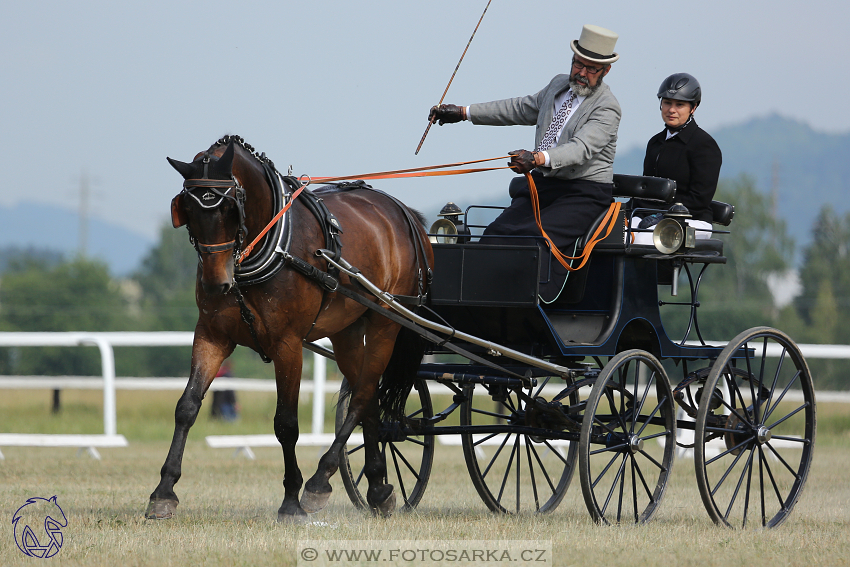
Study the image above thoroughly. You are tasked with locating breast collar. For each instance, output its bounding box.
[233,165,295,286]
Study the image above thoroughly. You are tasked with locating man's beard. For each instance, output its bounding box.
[570,74,603,97]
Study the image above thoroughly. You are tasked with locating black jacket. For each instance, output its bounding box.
[635,119,722,223]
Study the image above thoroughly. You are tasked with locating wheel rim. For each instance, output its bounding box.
[695,328,816,528]
[579,350,676,525]
[460,377,579,514]
[337,378,435,511]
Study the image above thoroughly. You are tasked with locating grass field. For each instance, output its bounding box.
[1,388,848,566]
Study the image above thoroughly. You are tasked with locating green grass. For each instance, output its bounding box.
[0,390,848,566]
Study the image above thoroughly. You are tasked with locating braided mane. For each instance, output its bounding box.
[213,135,276,170]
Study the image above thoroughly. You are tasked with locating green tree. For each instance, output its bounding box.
[659,175,795,340]
[0,256,129,375]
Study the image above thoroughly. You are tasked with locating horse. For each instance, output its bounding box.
[145,136,433,521]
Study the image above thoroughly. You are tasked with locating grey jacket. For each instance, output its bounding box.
[469,75,621,183]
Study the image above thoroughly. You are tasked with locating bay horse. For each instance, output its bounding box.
[145,136,433,521]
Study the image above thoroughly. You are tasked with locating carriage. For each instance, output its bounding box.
[333,174,816,529]
[149,137,815,529]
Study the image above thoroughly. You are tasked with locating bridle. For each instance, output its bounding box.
[181,153,247,257]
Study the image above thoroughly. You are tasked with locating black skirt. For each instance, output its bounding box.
[481,172,612,302]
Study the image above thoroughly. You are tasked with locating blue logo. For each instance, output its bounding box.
[12,496,67,558]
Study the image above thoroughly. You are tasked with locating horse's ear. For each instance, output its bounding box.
[215,142,236,175]
[167,157,194,180]
[171,193,188,228]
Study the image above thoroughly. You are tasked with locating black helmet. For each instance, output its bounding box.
[657,73,701,107]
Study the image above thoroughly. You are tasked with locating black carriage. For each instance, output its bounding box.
[334,174,816,528]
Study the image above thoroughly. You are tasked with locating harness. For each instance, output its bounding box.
[183,147,431,362]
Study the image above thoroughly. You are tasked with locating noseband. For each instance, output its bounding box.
[182,154,247,256]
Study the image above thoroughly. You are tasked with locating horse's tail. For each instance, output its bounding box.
[377,325,425,423]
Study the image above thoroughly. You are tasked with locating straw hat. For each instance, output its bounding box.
[570,24,619,65]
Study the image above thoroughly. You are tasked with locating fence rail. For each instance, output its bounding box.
[1,333,848,459]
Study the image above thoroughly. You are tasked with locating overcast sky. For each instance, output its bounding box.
[2,0,848,241]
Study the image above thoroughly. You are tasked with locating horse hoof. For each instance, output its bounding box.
[277,511,310,524]
[300,490,332,514]
[372,490,396,518]
[145,499,178,519]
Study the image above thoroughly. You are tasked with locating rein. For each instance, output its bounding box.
[525,172,621,271]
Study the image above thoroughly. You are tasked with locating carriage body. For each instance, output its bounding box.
[339,175,816,528]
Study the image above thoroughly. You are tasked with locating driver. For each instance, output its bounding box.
[429,24,621,301]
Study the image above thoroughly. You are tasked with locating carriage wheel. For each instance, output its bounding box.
[459,376,580,514]
[579,350,676,524]
[336,378,435,511]
[694,327,816,528]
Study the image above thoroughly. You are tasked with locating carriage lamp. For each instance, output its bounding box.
[652,202,695,255]
[652,203,696,296]
[429,202,470,244]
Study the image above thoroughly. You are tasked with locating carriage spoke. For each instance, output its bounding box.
[766,403,808,430]
[600,454,627,517]
[389,442,422,482]
[706,435,755,466]
[525,439,541,512]
[632,372,655,434]
[635,397,666,438]
[346,442,366,456]
[759,445,788,509]
[473,432,502,447]
[709,443,749,495]
[482,432,513,480]
[388,443,410,505]
[541,440,571,466]
[495,436,519,506]
[631,455,639,523]
[763,370,802,424]
[632,453,657,500]
[636,448,666,472]
[762,347,787,421]
[529,442,557,493]
[722,448,755,524]
[592,452,622,490]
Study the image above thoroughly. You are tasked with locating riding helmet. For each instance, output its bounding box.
[657,73,701,107]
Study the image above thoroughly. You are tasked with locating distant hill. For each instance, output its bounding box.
[0,202,153,276]
[614,114,850,252]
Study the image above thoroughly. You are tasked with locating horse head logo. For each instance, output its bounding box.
[12,496,67,558]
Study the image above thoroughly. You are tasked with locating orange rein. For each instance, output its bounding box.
[237,156,620,271]
[525,172,621,272]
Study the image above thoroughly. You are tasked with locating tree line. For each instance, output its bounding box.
[1,174,848,389]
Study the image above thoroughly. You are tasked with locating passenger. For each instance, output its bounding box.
[429,24,621,301]
[631,73,722,245]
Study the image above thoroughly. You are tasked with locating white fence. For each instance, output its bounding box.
[1,333,849,459]
[0,332,335,459]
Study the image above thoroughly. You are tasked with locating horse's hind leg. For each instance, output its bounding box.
[146,334,231,519]
[302,321,398,516]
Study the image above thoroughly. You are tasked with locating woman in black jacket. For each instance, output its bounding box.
[631,73,722,244]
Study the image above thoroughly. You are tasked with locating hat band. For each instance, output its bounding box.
[574,42,614,61]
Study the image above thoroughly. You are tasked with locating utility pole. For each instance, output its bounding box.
[78,170,90,256]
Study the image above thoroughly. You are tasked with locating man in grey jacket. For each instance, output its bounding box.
[429,24,621,301]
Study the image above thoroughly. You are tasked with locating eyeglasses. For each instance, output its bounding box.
[571,59,605,75]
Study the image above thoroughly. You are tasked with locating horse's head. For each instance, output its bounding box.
[168,143,245,295]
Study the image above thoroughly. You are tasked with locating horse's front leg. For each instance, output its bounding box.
[273,341,309,523]
[146,331,232,519]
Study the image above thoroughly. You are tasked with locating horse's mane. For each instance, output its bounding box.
[212,134,276,170]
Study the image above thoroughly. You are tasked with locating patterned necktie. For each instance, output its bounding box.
[537,92,577,151]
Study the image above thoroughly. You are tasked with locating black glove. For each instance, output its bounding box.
[508,149,538,174]
[428,104,465,125]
